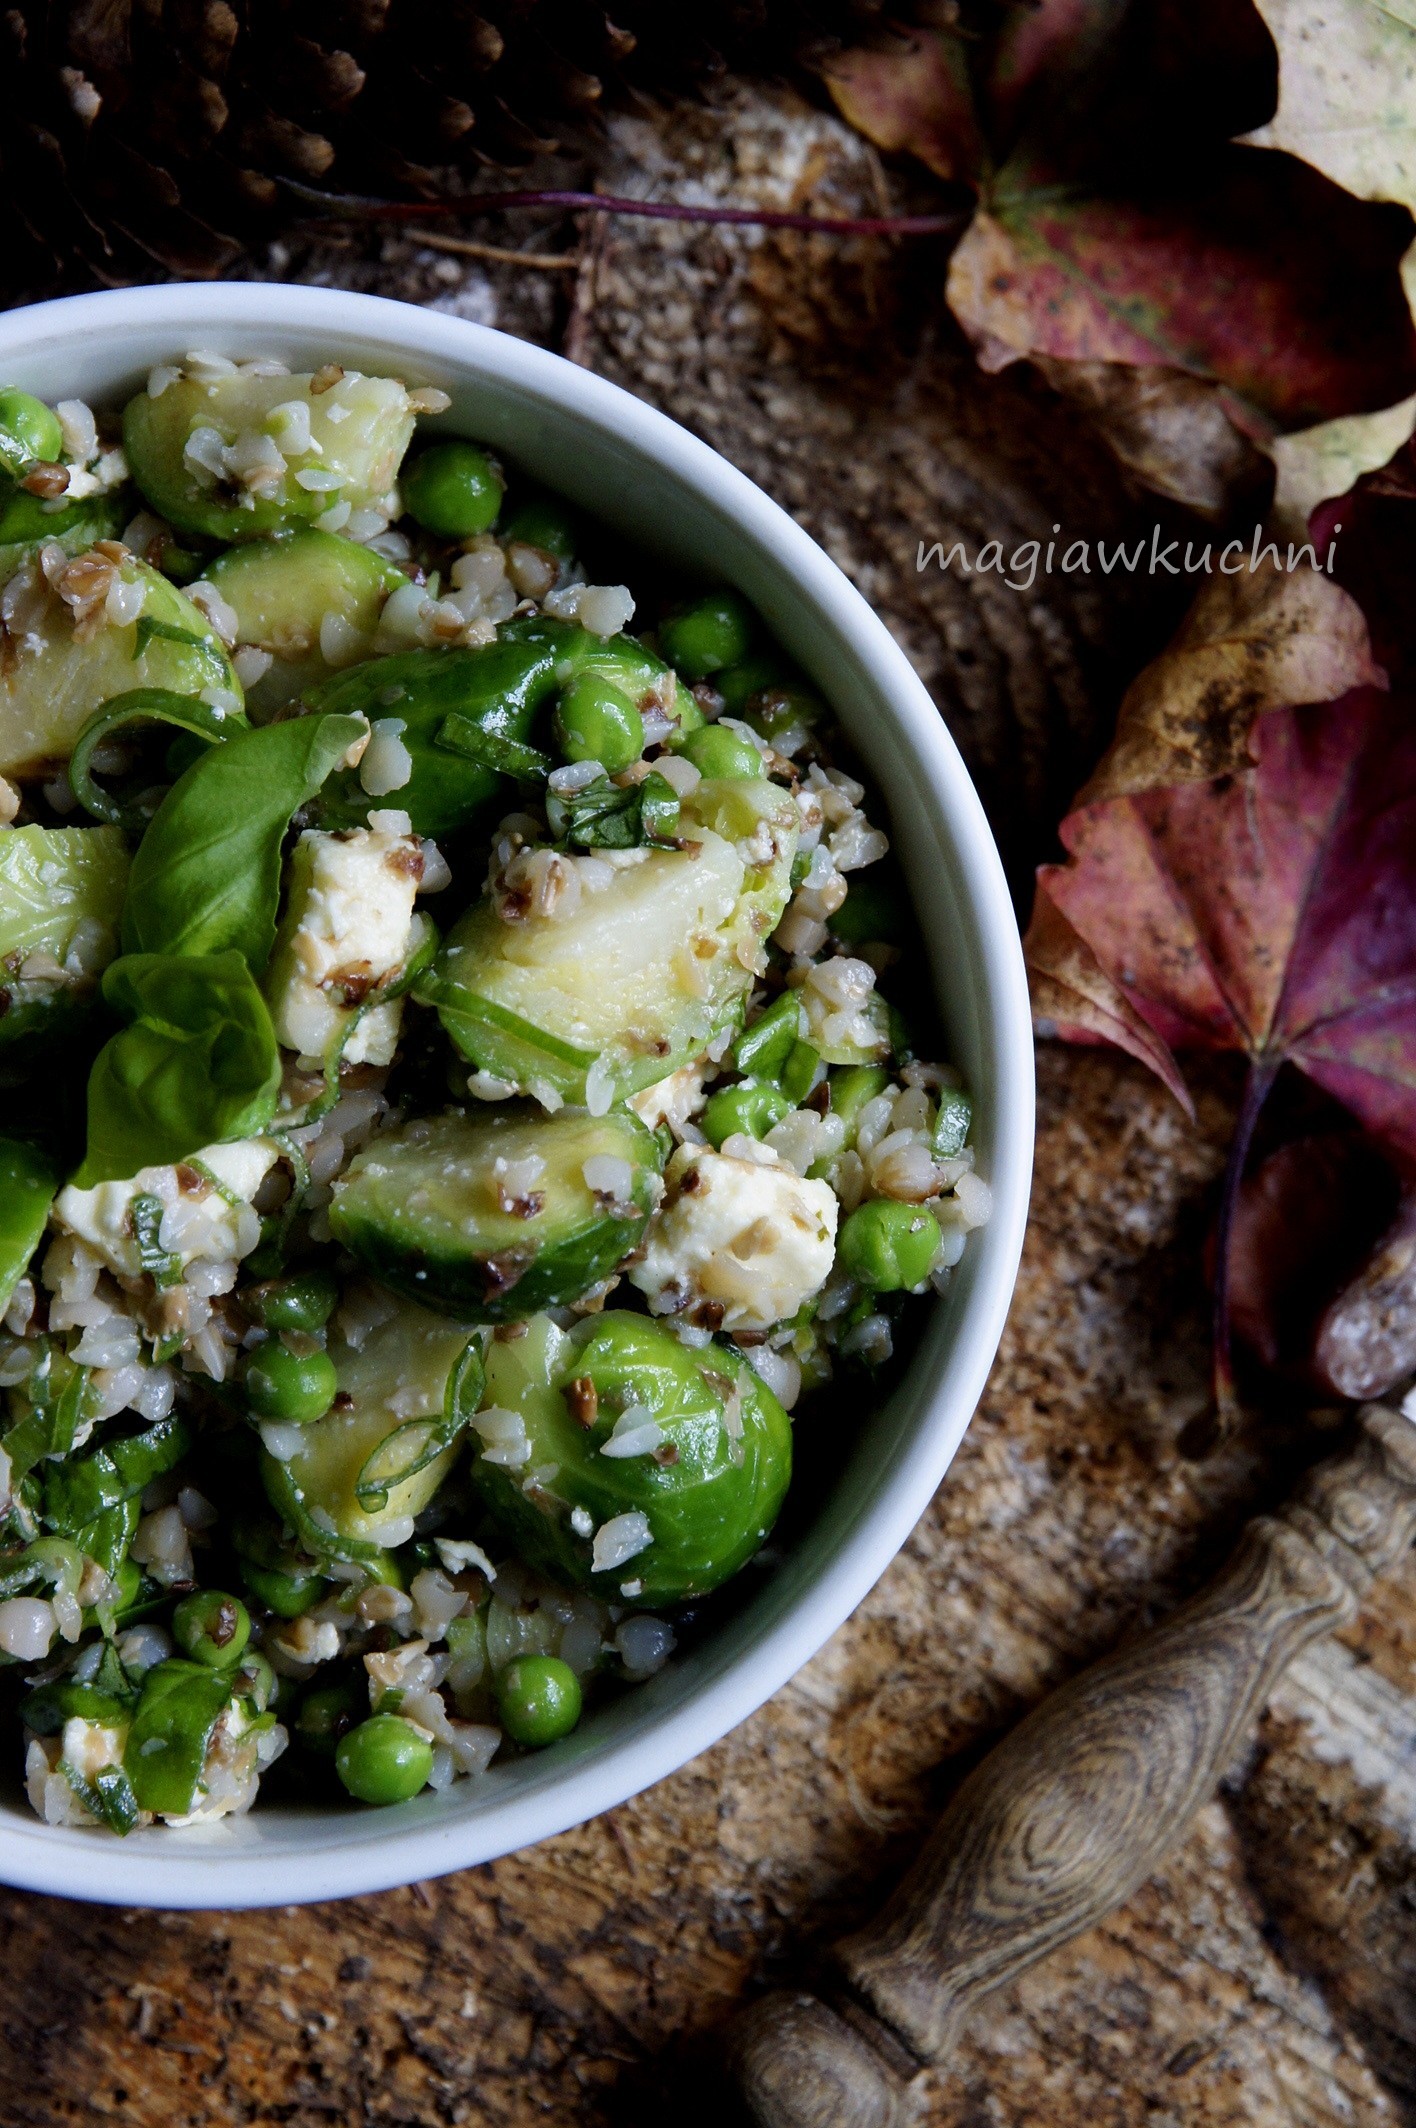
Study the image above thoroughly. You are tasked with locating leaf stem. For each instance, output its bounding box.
[1211,1058,1278,1436]
[285,181,972,242]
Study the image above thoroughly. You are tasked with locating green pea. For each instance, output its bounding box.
[244,1270,340,1334]
[245,1338,338,1424]
[829,1066,891,1145]
[171,1589,252,1667]
[501,494,578,560]
[702,1080,792,1148]
[677,725,764,780]
[297,1679,365,1756]
[335,1712,435,1803]
[495,1654,583,1747]
[401,441,504,538]
[0,387,62,474]
[838,1199,941,1292]
[716,654,788,714]
[238,1557,326,1617]
[830,872,910,946]
[659,592,754,681]
[554,673,644,774]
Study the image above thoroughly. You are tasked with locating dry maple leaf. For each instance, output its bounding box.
[824,0,1416,512]
[1024,480,1416,1425]
[1035,682,1416,1423]
[1312,433,1416,690]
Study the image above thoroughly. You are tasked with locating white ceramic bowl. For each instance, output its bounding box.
[0,284,1033,1907]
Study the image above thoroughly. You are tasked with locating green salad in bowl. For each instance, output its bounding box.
[0,350,991,1834]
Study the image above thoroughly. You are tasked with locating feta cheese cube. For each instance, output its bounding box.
[53,1136,278,1277]
[628,1144,838,1331]
[265,824,422,1067]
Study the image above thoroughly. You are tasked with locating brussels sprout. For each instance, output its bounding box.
[422,776,799,1107]
[260,1296,481,1562]
[330,1105,662,1321]
[123,366,416,542]
[0,552,238,780]
[0,484,128,584]
[206,529,406,675]
[0,825,129,1069]
[471,1311,792,1606]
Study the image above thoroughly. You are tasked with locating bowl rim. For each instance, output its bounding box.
[0,283,1034,1908]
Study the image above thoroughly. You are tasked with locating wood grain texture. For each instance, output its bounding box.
[726,1408,1416,2125]
[0,80,1413,2128]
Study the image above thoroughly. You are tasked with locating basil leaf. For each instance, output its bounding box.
[0,1137,56,1317]
[309,631,570,836]
[121,712,366,971]
[546,768,681,851]
[22,1677,134,1735]
[1,1342,93,1491]
[73,1494,141,1579]
[41,1413,190,1535]
[130,1192,182,1288]
[77,951,280,1185]
[71,688,245,829]
[434,714,551,781]
[123,1659,233,1818]
[64,1760,141,1836]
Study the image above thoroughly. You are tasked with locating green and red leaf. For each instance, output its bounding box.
[950,150,1416,429]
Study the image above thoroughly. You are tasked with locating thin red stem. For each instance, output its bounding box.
[1211,1058,1278,1431]
[290,184,970,241]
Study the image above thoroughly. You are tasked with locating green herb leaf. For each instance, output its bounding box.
[434,713,551,781]
[0,1137,56,1317]
[70,688,247,829]
[131,615,219,664]
[1,1342,94,1491]
[130,1192,182,1288]
[121,712,367,971]
[22,1678,131,1734]
[42,1413,190,1536]
[122,1659,233,1819]
[545,769,681,850]
[64,1759,142,1836]
[73,1494,142,1580]
[78,951,280,1186]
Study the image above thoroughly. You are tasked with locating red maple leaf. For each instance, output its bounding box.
[1034,685,1416,1415]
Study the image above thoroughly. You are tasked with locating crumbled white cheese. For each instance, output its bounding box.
[53,1137,278,1277]
[264,824,422,1067]
[628,1144,838,1331]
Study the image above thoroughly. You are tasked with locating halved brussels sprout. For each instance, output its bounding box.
[421,776,799,1106]
[0,551,237,779]
[329,1105,662,1320]
[207,528,406,666]
[259,1294,481,1562]
[0,824,129,1067]
[124,367,416,542]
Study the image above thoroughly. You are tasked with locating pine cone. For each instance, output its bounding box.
[0,2,891,298]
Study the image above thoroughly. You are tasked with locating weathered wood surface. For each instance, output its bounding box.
[2,84,1413,2128]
